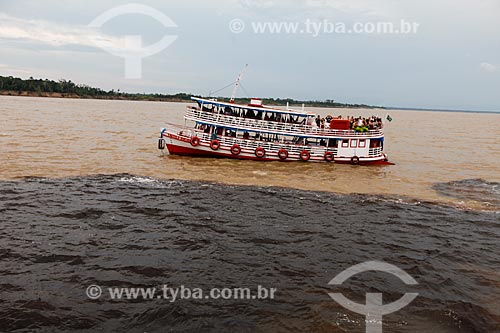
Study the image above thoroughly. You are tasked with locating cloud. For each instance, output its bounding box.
[0,13,140,54]
[304,0,395,17]
[0,63,37,76]
[234,0,396,18]
[239,0,275,9]
[480,62,500,73]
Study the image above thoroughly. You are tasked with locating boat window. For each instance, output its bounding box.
[342,139,349,148]
[328,139,338,148]
[370,139,381,148]
[359,139,366,148]
[350,139,357,148]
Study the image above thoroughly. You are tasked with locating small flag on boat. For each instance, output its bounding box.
[386,115,393,122]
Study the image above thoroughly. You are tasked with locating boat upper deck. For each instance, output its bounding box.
[184,107,384,138]
[192,97,313,117]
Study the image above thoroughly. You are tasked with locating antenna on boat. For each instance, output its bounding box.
[230,64,248,103]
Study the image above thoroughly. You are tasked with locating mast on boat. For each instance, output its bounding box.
[230,64,248,103]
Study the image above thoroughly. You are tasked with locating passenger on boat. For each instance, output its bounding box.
[312,118,319,130]
[354,118,369,132]
[225,129,236,137]
[202,105,213,112]
[325,115,333,127]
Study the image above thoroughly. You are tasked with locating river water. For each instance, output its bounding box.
[1,96,499,209]
[0,96,499,332]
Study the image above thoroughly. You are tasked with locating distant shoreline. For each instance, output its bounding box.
[2,91,498,114]
[384,106,499,115]
[4,75,498,113]
[0,90,191,103]
[0,75,381,109]
[0,90,377,109]
[1,90,498,114]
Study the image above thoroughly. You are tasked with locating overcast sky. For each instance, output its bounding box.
[0,0,499,111]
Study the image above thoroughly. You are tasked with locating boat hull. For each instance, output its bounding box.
[161,132,392,165]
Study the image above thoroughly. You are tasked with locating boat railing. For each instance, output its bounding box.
[185,109,383,137]
[369,147,383,156]
[196,132,339,155]
[166,123,339,155]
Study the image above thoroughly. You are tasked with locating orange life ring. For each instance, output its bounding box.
[278,148,288,160]
[351,156,360,165]
[231,144,241,155]
[255,147,266,158]
[210,139,220,150]
[300,150,311,161]
[324,151,334,162]
[190,136,200,147]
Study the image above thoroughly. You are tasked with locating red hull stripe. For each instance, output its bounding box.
[166,144,276,161]
[165,144,394,165]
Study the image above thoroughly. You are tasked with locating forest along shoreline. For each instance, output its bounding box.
[0,75,379,108]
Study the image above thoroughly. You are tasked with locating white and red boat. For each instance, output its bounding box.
[158,94,392,165]
[159,69,391,165]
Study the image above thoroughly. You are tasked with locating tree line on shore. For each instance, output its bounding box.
[0,75,378,108]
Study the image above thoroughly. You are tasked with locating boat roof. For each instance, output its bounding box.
[191,97,314,117]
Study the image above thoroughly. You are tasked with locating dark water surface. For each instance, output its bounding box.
[0,175,499,332]
[433,179,500,208]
